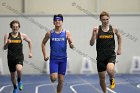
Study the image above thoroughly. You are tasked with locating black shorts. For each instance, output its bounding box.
[97,56,116,72]
[8,56,24,72]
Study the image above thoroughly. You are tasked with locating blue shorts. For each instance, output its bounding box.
[50,58,67,75]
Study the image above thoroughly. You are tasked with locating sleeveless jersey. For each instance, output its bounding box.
[96,25,115,60]
[8,32,23,59]
[50,29,67,59]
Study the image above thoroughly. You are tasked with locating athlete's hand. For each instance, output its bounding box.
[7,39,11,44]
[44,56,49,61]
[3,39,11,50]
[117,49,121,55]
[70,43,74,49]
[29,53,32,58]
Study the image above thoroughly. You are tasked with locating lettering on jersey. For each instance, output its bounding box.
[99,35,113,39]
[52,38,65,41]
[11,40,22,43]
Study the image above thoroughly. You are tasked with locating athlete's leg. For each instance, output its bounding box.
[8,60,18,92]
[50,73,58,83]
[16,64,23,82]
[98,71,107,93]
[57,58,67,93]
[16,64,23,90]
[57,74,64,93]
[107,63,115,89]
[10,72,18,93]
[50,59,59,83]
[97,60,108,93]
[10,72,17,88]
[107,63,115,79]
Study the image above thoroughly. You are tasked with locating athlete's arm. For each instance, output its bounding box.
[114,28,122,55]
[3,33,11,50]
[22,33,32,58]
[67,31,74,49]
[41,31,50,61]
[90,27,98,46]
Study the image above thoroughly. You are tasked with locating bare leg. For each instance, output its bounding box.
[10,72,17,88]
[107,63,115,79]
[16,64,23,82]
[50,73,58,93]
[50,73,58,83]
[57,74,64,93]
[98,71,107,93]
[107,63,116,89]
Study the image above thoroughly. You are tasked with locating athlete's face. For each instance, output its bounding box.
[11,23,20,33]
[54,19,63,27]
[100,16,110,26]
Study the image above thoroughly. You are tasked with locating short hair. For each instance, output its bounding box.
[53,14,63,21]
[100,11,110,20]
[10,20,20,28]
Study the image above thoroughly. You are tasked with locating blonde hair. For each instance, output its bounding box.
[100,11,110,20]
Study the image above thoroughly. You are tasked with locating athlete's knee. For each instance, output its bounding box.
[58,79,64,84]
[50,73,58,83]
[50,77,57,83]
[16,69,22,75]
[16,64,23,72]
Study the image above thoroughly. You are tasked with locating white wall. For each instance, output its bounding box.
[0,14,140,74]
[0,0,140,14]
[0,0,23,14]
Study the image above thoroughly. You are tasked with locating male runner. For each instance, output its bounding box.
[4,20,32,93]
[90,11,122,93]
[41,14,74,93]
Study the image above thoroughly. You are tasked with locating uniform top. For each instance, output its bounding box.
[8,32,23,57]
[96,25,115,51]
[50,29,67,59]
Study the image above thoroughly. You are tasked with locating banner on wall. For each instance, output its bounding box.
[130,56,140,74]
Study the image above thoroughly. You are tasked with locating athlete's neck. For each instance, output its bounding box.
[54,27,63,33]
[101,24,109,32]
[11,31,18,37]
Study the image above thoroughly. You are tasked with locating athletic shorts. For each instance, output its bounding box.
[97,56,116,72]
[50,58,67,75]
[7,56,24,72]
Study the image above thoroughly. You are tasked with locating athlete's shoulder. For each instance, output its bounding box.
[4,33,9,36]
[111,25,119,33]
[50,29,54,33]
[20,32,27,38]
[65,29,70,32]
[45,30,51,38]
[65,29,70,35]
[19,32,29,40]
[4,33,9,38]
[110,25,117,29]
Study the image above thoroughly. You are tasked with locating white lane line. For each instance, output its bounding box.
[35,83,56,93]
[70,83,118,93]
[0,85,12,92]
[69,76,102,93]
[70,83,99,93]
[70,86,77,93]
[107,87,117,93]
[0,82,42,93]
[137,84,140,88]
[35,81,82,93]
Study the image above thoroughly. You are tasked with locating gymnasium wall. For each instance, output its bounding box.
[0,0,140,14]
[0,0,140,75]
[0,14,140,74]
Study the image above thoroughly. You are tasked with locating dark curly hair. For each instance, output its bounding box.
[10,20,20,28]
